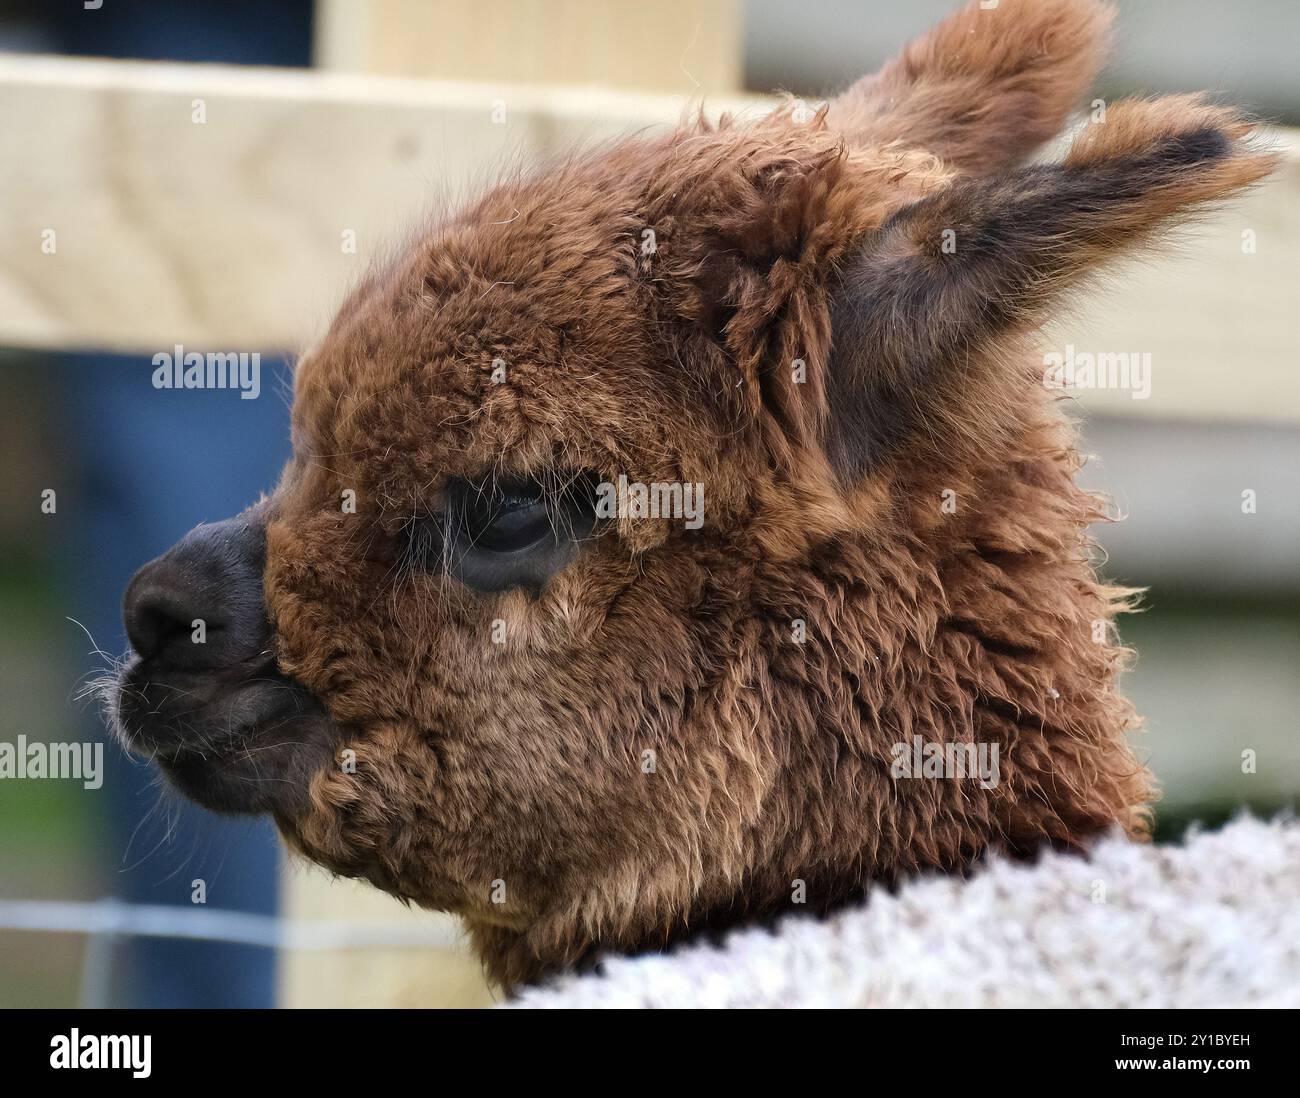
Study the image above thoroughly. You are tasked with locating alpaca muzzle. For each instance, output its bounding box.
[114,511,335,815]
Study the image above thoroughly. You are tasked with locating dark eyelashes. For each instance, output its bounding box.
[402,473,598,592]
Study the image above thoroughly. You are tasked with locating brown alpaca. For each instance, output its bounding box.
[111,0,1275,990]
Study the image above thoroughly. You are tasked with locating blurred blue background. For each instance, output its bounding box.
[0,0,310,1008]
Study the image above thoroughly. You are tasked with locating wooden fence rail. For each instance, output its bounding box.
[0,53,1297,422]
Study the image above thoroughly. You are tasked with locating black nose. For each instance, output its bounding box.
[123,516,270,670]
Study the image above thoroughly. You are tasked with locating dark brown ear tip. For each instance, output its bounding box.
[1065,97,1278,182]
[1151,120,1281,194]
[1157,111,1280,166]
[1155,126,1233,168]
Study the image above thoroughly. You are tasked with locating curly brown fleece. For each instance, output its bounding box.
[258,0,1274,988]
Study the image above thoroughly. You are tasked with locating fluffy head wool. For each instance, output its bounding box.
[249,0,1275,987]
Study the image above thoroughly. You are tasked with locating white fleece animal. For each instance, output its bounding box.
[510,816,1300,1008]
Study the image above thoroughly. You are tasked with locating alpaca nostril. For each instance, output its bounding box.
[122,515,270,671]
[123,563,216,665]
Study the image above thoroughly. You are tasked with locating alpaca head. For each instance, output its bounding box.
[112,0,1274,987]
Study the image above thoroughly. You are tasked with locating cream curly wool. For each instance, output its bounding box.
[510,817,1300,1008]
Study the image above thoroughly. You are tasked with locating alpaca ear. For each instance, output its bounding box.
[652,134,866,446]
[829,0,1115,176]
[824,97,1277,481]
[664,141,847,340]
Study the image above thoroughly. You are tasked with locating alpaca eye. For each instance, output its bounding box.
[409,474,596,593]
[459,482,553,553]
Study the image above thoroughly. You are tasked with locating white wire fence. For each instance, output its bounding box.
[0,898,460,1008]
